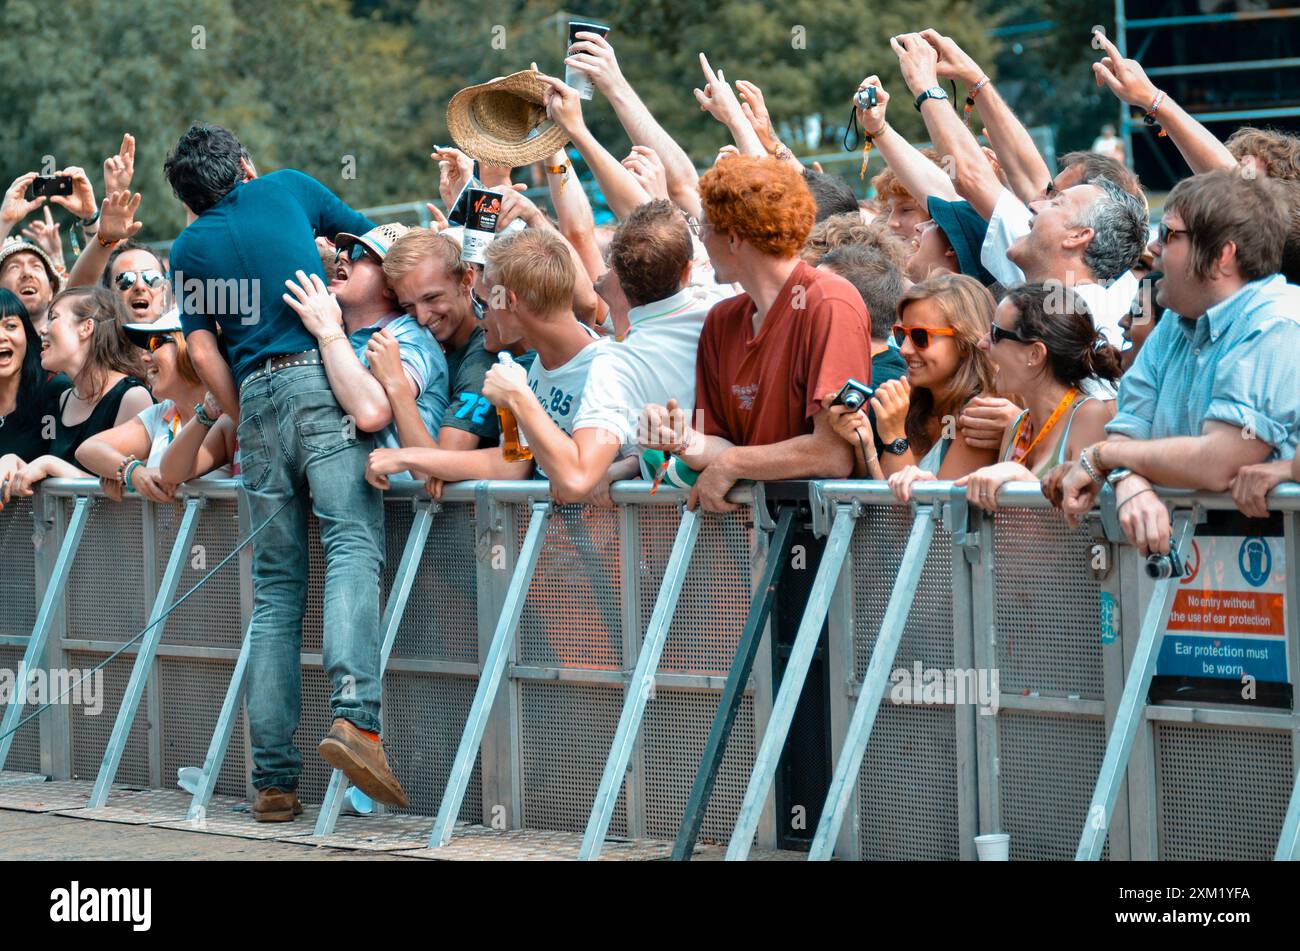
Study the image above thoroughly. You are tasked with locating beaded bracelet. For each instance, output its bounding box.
[123,459,144,493]
[115,453,137,485]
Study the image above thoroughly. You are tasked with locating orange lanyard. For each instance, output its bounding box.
[1011,387,1079,465]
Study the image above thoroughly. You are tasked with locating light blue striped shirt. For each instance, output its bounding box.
[1106,275,1300,459]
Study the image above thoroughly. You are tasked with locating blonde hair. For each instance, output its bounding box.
[897,272,998,455]
[801,212,908,267]
[483,229,575,316]
[382,227,465,284]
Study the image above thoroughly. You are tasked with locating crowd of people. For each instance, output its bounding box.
[1,26,1298,818]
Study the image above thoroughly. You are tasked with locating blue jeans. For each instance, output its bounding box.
[236,362,385,792]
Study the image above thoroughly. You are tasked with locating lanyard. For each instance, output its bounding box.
[1011,387,1079,466]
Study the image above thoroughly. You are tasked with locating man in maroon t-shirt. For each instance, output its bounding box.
[641,156,874,511]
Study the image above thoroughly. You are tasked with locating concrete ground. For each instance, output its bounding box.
[0,809,418,861]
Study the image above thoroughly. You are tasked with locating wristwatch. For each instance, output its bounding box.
[1106,467,1134,486]
[882,437,910,456]
[913,86,949,111]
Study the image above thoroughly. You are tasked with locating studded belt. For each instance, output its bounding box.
[240,349,323,390]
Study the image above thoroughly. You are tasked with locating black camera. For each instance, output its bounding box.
[1145,549,1184,580]
[855,86,878,111]
[31,175,73,198]
[831,378,873,411]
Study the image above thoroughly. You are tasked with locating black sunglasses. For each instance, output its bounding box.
[1157,222,1188,246]
[989,321,1035,345]
[114,269,165,292]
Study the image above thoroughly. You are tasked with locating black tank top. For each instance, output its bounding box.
[49,376,152,466]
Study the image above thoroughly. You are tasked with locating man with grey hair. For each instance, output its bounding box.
[1004,177,1148,347]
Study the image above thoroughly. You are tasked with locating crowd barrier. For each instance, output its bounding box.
[0,476,1297,860]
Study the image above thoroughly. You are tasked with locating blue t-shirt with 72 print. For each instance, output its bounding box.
[440,325,535,442]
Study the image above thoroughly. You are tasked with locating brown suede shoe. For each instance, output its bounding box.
[318,718,409,809]
[252,787,303,822]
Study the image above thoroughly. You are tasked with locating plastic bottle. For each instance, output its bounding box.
[495,352,533,462]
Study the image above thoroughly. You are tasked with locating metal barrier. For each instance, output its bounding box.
[2,477,1297,860]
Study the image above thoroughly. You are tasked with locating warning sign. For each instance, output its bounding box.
[1156,523,1290,691]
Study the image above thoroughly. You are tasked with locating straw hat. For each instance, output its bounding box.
[446,70,570,168]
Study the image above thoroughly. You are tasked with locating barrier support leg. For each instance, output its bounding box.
[726,504,857,861]
[1277,768,1300,860]
[809,504,938,860]
[580,509,700,860]
[188,624,250,821]
[428,500,551,848]
[1076,511,1195,860]
[671,506,795,860]
[89,497,203,808]
[314,500,437,836]
[0,495,92,773]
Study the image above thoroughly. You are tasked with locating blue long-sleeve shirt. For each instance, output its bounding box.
[171,169,374,386]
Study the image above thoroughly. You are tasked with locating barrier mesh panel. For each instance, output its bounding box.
[0,644,42,772]
[997,709,1107,859]
[993,510,1103,698]
[68,649,150,785]
[519,505,622,669]
[291,664,334,804]
[66,499,145,643]
[638,506,753,677]
[1155,722,1293,860]
[383,670,480,819]
[302,514,328,655]
[857,701,959,859]
[156,500,244,651]
[852,505,954,681]
[387,502,478,664]
[642,688,755,842]
[158,656,246,798]
[520,680,627,835]
[0,500,37,637]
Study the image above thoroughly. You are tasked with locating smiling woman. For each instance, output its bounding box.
[0,289,56,477]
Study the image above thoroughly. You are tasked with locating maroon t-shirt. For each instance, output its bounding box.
[694,260,873,446]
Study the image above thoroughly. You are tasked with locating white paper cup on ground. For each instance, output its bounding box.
[176,766,202,795]
[974,832,1010,861]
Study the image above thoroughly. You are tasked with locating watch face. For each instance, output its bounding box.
[886,438,909,455]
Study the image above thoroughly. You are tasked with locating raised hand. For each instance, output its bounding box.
[734,80,779,152]
[890,33,941,96]
[853,76,891,135]
[433,146,475,211]
[21,206,62,263]
[50,167,97,221]
[1,172,46,229]
[282,270,343,338]
[103,133,136,194]
[694,53,746,128]
[563,30,627,97]
[919,29,985,86]
[97,190,144,245]
[534,68,587,135]
[622,146,669,201]
[1091,29,1160,108]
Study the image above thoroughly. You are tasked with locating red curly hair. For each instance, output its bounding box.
[698,156,816,258]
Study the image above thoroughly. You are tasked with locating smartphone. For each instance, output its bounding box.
[32,175,73,198]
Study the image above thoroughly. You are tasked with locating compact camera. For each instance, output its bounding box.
[854,86,879,111]
[1145,549,1184,580]
[831,378,874,411]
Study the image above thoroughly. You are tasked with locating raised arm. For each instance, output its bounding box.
[853,75,958,203]
[921,30,1051,203]
[66,189,142,288]
[535,70,651,221]
[565,32,701,217]
[495,183,601,326]
[1092,31,1235,175]
[543,147,605,289]
[893,33,1003,221]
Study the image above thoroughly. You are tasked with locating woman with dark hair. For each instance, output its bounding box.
[77,310,234,501]
[1118,270,1164,373]
[0,290,57,498]
[956,283,1120,510]
[1,286,151,503]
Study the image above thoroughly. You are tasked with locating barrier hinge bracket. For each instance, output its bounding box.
[943,495,982,561]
